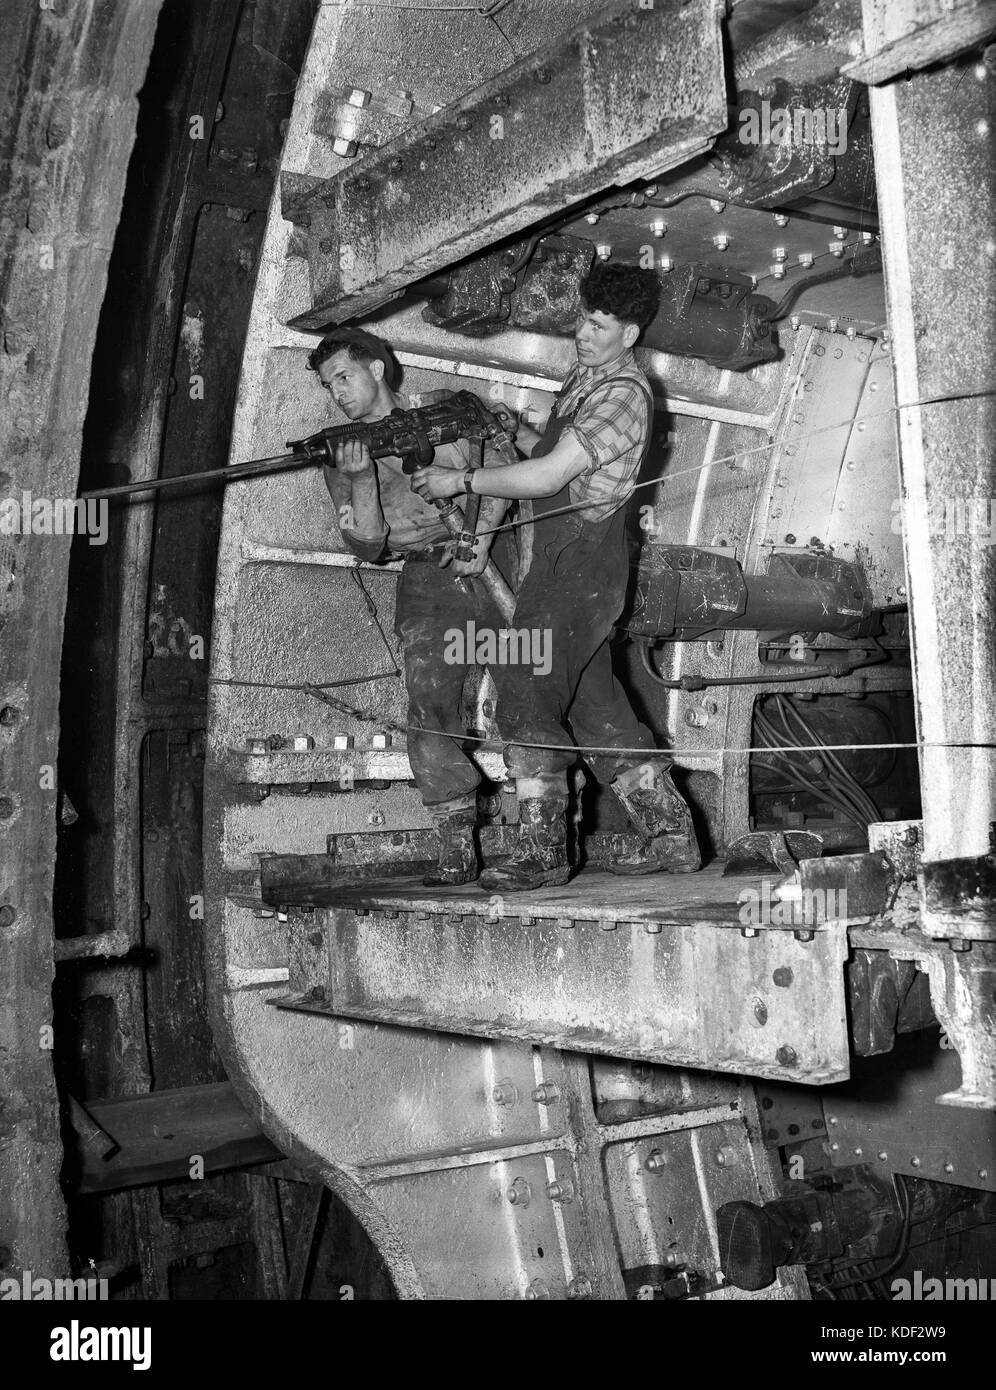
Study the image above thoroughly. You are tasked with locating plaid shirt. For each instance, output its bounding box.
[555,349,653,522]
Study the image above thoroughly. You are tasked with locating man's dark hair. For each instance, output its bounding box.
[306,327,401,388]
[579,262,660,331]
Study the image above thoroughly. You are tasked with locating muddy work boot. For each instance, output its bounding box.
[424,798,478,886]
[479,795,571,893]
[608,762,700,875]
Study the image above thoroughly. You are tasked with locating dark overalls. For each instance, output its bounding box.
[491,374,658,785]
[394,531,517,807]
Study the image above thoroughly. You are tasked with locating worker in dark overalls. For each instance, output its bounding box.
[311,328,517,885]
[412,263,700,891]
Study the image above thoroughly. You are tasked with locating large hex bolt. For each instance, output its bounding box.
[531,1082,560,1105]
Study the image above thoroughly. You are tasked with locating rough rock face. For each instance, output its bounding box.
[0,0,161,1278]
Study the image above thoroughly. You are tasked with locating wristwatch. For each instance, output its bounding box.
[463,469,475,494]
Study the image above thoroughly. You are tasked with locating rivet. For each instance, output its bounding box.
[830,1142,840,1152]
[854,1147,863,1156]
[911,1156,921,1167]
[979,1169,989,1179]
[644,921,662,934]
[585,212,599,225]
[878,1150,888,1160]
[507,1176,531,1206]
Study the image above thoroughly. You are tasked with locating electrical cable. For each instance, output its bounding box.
[775,691,882,823]
[762,706,874,828]
[753,710,869,828]
[207,674,993,764]
[822,1175,914,1294]
[349,565,401,677]
[474,386,996,542]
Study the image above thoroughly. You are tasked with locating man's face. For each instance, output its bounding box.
[317,348,381,420]
[574,304,634,369]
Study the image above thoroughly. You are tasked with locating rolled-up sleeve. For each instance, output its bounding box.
[565,381,649,473]
[323,462,389,562]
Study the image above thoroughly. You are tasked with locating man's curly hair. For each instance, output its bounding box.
[579,262,660,331]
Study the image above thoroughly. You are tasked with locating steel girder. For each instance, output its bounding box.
[284,0,728,329]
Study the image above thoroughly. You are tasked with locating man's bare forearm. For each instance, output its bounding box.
[348,468,387,538]
[474,495,507,549]
[469,448,581,500]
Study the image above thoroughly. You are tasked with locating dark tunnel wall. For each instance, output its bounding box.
[0,0,163,1279]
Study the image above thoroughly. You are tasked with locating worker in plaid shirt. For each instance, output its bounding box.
[413,262,700,891]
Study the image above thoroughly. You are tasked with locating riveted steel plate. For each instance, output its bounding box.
[313,902,850,1084]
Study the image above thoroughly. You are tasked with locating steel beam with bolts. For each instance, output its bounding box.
[284,0,728,329]
[272,880,852,1085]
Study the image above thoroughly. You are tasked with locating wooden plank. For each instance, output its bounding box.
[72,1082,282,1195]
